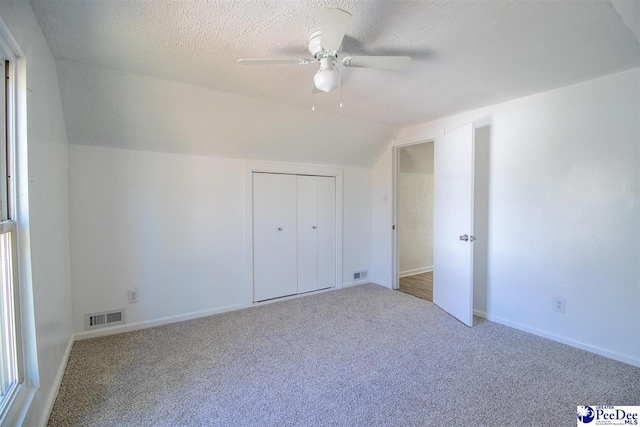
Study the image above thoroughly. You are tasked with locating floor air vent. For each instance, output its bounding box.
[85,309,125,330]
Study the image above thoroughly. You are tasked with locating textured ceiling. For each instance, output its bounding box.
[31,0,640,128]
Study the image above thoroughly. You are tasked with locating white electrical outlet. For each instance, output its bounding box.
[128,289,139,304]
[553,297,565,313]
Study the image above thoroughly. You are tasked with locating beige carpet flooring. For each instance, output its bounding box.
[48,284,640,426]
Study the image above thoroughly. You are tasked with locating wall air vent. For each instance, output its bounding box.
[85,309,125,330]
[353,270,368,280]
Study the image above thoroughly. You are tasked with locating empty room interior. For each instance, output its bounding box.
[0,0,638,425]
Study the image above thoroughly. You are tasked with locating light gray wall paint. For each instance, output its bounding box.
[398,143,433,273]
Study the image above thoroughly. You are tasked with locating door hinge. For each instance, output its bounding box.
[392,225,396,230]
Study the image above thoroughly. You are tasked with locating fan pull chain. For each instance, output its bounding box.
[334,63,343,108]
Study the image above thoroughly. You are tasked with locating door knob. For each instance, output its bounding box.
[459,234,469,241]
[278,227,283,231]
[312,226,317,229]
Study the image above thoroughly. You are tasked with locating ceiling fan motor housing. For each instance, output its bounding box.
[308,30,326,58]
[318,57,334,70]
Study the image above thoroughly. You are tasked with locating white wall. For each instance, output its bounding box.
[371,149,393,287]
[473,126,491,315]
[372,68,640,366]
[342,168,372,284]
[69,145,373,333]
[0,1,73,425]
[69,146,245,331]
[398,143,434,273]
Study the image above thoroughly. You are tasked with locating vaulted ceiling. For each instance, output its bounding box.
[30,0,640,165]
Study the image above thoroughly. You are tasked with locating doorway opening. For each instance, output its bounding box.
[391,123,490,327]
[394,141,434,302]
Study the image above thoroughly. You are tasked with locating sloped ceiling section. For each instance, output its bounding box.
[32,0,639,166]
[611,0,640,43]
[55,59,398,167]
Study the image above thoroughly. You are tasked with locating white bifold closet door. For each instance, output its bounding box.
[297,176,336,293]
[253,173,298,302]
[253,173,336,302]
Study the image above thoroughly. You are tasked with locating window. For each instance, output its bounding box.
[0,53,22,420]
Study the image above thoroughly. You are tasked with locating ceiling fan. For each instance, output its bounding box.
[237,8,412,93]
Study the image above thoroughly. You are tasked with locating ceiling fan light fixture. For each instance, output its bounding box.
[314,57,341,92]
[314,68,341,92]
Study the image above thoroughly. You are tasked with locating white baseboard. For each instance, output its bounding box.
[369,280,391,289]
[38,334,74,426]
[74,303,250,340]
[253,287,335,306]
[399,266,433,278]
[473,309,640,368]
[342,279,370,288]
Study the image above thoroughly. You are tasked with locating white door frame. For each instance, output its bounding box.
[391,139,434,290]
[244,161,344,305]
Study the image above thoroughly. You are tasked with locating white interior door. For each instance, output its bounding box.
[316,176,336,290]
[253,173,298,302]
[433,124,475,327]
[297,176,318,293]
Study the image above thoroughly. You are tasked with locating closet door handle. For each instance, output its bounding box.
[312,226,317,229]
[278,227,283,231]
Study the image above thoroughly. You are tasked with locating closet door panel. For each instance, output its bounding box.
[297,176,318,294]
[253,173,298,302]
[316,177,336,290]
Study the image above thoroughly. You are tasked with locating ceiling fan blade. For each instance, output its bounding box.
[321,8,352,51]
[237,59,310,65]
[342,56,412,70]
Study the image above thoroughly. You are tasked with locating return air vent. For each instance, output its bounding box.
[84,309,125,330]
[353,270,368,280]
